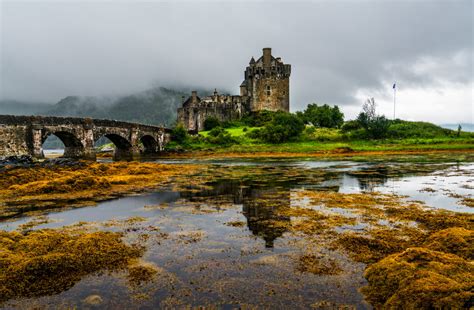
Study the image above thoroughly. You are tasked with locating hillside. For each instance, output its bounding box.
[0,100,50,115]
[0,86,215,126]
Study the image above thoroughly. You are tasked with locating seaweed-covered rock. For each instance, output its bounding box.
[362,247,474,309]
[423,227,473,260]
[0,229,143,303]
[40,157,85,168]
[0,155,36,167]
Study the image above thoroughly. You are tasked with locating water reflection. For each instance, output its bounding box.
[1,157,473,308]
[176,160,473,246]
[180,179,292,248]
[242,187,291,248]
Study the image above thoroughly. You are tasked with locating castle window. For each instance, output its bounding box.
[266,85,271,96]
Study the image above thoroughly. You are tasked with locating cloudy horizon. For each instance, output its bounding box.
[1,0,472,123]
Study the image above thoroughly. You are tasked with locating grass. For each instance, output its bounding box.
[184,126,474,154]
[199,126,260,138]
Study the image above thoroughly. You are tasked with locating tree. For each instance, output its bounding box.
[171,124,189,144]
[300,103,344,128]
[203,117,221,131]
[242,110,278,127]
[356,98,390,139]
[259,112,305,143]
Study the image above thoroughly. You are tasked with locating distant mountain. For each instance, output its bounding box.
[0,100,51,115]
[0,86,216,126]
[440,123,474,132]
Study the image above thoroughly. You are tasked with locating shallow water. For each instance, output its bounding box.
[1,155,473,308]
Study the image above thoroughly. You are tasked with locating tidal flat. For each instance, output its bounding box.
[0,153,473,309]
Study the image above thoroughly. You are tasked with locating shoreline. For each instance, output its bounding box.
[159,148,474,160]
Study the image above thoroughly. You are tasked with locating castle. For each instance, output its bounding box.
[177,48,291,132]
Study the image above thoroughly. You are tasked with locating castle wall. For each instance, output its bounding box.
[177,48,291,132]
[178,100,245,132]
[252,77,289,112]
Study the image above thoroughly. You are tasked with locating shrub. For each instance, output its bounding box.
[241,110,278,127]
[304,127,343,142]
[171,124,189,144]
[341,120,362,133]
[206,127,238,145]
[245,128,262,140]
[369,116,391,139]
[357,98,390,139]
[203,117,221,131]
[299,103,344,128]
[258,112,305,143]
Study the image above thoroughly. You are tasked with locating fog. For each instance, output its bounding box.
[1,0,472,123]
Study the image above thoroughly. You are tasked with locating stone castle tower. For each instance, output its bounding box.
[178,48,291,131]
[240,47,291,112]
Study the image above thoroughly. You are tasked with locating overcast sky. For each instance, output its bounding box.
[1,0,472,123]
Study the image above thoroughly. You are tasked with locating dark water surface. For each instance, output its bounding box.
[1,154,473,309]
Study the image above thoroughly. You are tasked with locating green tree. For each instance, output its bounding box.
[301,103,344,128]
[356,98,390,139]
[171,124,189,144]
[242,110,278,127]
[203,117,221,131]
[259,112,305,143]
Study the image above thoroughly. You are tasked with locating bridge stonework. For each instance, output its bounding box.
[0,115,171,160]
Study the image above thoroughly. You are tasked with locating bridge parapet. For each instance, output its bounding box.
[0,115,171,160]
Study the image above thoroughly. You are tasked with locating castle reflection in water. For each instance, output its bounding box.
[178,164,399,248]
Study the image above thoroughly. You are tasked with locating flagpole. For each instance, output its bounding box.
[393,83,396,120]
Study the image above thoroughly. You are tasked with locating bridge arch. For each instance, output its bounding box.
[94,132,133,159]
[0,115,171,159]
[140,135,159,153]
[99,133,132,150]
[42,130,84,158]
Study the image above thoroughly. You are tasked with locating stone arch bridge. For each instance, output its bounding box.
[0,115,171,159]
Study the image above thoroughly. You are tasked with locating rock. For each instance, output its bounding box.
[41,157,84,168]
[0,155,35,167]
[83,294,103,305]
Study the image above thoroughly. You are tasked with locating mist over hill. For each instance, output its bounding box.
[0,86,216,126]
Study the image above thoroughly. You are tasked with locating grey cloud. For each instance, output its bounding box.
[1,0,472,114]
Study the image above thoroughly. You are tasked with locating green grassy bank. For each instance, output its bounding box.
[168,124,474,154]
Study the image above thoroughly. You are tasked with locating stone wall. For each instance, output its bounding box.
[0,125,29,156]
[252,77,289,112]
[0,115,171,159]
[177,96,246,132]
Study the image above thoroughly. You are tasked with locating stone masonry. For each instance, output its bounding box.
[178,47,291,132]
[0,115,171,159]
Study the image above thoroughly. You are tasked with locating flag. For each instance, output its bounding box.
[393,83,396,89]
